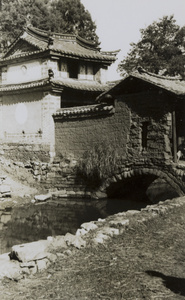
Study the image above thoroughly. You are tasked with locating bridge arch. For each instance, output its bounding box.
[99,166,185,201]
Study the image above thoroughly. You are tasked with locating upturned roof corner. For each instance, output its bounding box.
[0,26,118,64]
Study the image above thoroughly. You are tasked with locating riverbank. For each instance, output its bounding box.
[0,195,185,299]
[0,156,47,209]
[1,156,185,299]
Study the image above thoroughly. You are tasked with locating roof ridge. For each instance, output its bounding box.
[27,25,98,49]
[135,67,182,81]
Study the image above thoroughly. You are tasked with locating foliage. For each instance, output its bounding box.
[118,15,185,77]
[77,142,122,187]
[0,0,99,53]
[49,0,98,43]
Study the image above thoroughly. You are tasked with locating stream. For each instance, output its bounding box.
[0,197,148,254]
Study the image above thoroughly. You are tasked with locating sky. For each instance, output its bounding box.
[81,0,185,81]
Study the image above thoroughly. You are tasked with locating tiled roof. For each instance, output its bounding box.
[96,69,185,101]
[2,26,118,63]
[0,79,48,93]
[53,104,114,119]
[130,71,185,96]
[52,78,110,92]
[0,78,111,93]
[0,50,47,64]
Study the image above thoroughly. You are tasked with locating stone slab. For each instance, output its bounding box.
[11,240,51,262]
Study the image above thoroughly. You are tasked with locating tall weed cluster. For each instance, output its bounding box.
[77,142,121,187]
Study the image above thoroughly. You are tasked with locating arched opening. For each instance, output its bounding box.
[106,173,179,215]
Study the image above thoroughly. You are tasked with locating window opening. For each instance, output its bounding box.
[142,121,149,150]
[68,61,78,79]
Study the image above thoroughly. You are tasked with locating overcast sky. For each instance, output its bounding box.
[81,0,185,81]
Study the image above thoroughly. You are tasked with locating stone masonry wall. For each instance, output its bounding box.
[54,91,172,165]
[123,91,172,163]
[0,143,51,162]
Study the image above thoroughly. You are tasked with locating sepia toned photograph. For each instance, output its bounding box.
[0,0,185,299]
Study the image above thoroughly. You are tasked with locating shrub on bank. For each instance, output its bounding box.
[77,142,122,187]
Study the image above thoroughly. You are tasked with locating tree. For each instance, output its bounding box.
[0,0,99,53]
[49,0,98,43]
[118,15,185,77]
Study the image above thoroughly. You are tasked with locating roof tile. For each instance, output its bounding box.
[53,104,114,118]
[1,26,118,63]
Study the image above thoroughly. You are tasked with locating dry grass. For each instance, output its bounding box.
[77,142,122,187]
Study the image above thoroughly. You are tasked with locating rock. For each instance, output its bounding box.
[47,253,57,263]
[64,233,86,249]
[47,236,53,242]
[0,252,10,261]
[20,261,36,268]
[76,228,87,236]
[109,219,129,227]
[126,210,140,216]
[0,185,11,194]
[101,227,119,237]
[49,236,67,249]
[36,258,50,272]
[52,190,67,197]
[56,253,65,258]
[64,233,76,245]
[34,193,51,202]
[93,191,107,199]
[81,222,98,232]
[1,213,11,224]
[63,249,72,256]
[13,161,25,168]
[29,264,38,275]
[97,218,105,222]
[20,261,37,276]
[0,175,6,183]
[11,240,50,262]
[33,170,40,176]
[73,236,86,249]
[92,233,110,245]
[67,191,76,196]
[0,260,22,281]
[24,162,32,169]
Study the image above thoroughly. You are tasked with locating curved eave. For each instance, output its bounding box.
[0,78,109,95]
[96,73,185,102]
[129,73,185,97]
[51,79,109,92]
[0,79,53,95]
[0,50,49,66]
[0,48,116,66]
[50,48,116,63]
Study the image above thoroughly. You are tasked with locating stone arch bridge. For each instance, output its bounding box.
[97,161,185,201]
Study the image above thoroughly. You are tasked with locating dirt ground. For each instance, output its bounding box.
[0,199,185,299]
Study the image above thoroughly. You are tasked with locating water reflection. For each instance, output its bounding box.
[0,195,155,255]
[0,199,107,254]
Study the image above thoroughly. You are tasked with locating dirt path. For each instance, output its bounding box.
[0,199,185,299]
